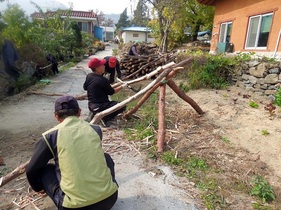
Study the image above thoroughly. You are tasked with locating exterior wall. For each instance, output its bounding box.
[121,31,155,44]
[101,26,115,41]
[233,60,281,97]
[210,0,281,58]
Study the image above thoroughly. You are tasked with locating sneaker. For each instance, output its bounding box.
[101,119,110,127]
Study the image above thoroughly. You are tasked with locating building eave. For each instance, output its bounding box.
[196,0,217,6]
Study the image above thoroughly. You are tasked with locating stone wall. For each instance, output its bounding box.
[233,60,281,97]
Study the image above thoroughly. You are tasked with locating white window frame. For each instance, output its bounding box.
[219,22,232,43]
[245,13,273,50]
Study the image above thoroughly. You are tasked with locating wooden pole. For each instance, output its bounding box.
[0,160,29,188]
[157,84,166,152]
[167,80,204,115]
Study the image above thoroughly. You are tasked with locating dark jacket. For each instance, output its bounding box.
[103,56,121,84]
[83,73,115,104]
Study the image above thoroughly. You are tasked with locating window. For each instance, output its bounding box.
[219,22,232,43]
[245,13,272,49]
[78,22,89,33]
[133,33,139,37]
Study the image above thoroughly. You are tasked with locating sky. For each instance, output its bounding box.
[57,0,136,15]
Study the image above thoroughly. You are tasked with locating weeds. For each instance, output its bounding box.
[250,101,259,108]
[264,102,276,116]
[261,130,270,136]
[221,136,230,143]
[162,151,183,165]
[274,87,281,107]
[250,176,276,203]
[12,75,36,94]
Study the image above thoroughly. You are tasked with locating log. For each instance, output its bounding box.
[0,160,29,188]
[157,84,166,152]
[27,91,87,101]
[167,80,204,115]
[90,61,178,124]
[123,68,183,118]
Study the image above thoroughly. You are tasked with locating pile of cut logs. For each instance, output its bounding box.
[119,43,177,79]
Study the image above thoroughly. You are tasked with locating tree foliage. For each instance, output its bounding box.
[97,10,114,27]
[0,3,93,62]
[131,0,150,27]
[115,8,131,41]
[147,0,214,52]
[1,4,32,47]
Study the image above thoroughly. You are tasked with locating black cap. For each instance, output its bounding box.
[54,95,79,111]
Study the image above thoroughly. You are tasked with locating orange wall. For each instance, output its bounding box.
[210,0,281,54]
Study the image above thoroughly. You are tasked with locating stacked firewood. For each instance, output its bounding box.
[119,43,177,79]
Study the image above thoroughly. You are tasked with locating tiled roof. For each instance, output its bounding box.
[196,0,217,6]
[31,10,97,19]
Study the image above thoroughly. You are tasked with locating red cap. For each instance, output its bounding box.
[88,58,106,69]
[109,57,117,68]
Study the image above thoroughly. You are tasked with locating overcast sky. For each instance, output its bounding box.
[57,0,136,15]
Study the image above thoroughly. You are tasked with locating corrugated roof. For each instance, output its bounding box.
[31,10,97,19]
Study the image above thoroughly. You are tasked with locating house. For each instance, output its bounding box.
[197,0,281,58]
[31,10,100,38]
[121,27,155,44]
[100,26,115,42]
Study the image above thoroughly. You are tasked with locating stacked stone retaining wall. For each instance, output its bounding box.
[232,60,281,97]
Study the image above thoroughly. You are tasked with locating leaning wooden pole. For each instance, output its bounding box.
[90,62,178,124]
[123,68,182,118]
[167,80,205,115]
[157,84,166,152]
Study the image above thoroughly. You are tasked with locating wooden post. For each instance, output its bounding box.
[157,84,166,152]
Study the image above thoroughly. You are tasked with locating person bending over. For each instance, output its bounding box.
[103,56,122,84]
[26,95,118,210]
[83,58,127,127]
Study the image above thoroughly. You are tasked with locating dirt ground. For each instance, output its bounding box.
[1,45,281,209]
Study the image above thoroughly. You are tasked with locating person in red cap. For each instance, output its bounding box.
[103,56,122,84]
[83,58,127,127]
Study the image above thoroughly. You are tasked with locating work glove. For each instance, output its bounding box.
[121,83,128,88]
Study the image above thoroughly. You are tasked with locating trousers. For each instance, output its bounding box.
[40,153,118,210]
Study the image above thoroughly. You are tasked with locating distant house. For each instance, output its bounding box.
[197,0,281,58]
[31,10,99,38]
[121,27,155,44]
[100,26,115,42]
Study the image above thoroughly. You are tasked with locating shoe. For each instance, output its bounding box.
[101,119,110,127]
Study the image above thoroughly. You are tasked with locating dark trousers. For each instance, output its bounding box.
[89,101,126,122]
[51,63,59,74]
[40,153,118,210]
